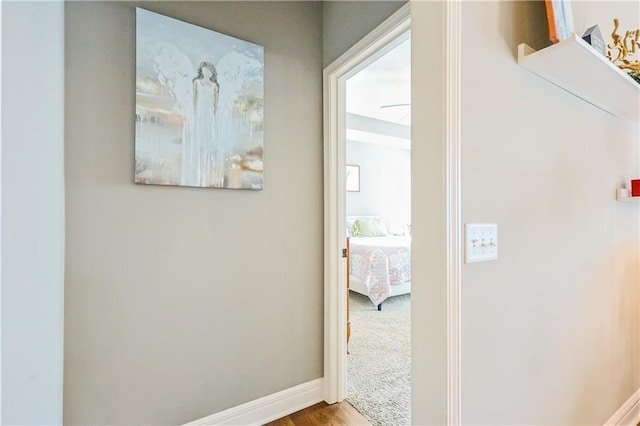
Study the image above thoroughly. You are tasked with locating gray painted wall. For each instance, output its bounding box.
[64,2,323,424]
[323,0,407,66]
[1,2,65,424]
[459,1,640,424]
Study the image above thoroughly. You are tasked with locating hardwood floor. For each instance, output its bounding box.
[264,401,372,426]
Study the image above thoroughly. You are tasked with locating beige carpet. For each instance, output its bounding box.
[346,291,411,426]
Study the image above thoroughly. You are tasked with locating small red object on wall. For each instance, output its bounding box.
[631,180,640,197]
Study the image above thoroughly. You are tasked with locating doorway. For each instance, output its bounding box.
[322,0,411,408]
[323,2,462,425]
[344,34,411,425]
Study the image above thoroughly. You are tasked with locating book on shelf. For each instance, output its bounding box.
[545,0,575,44]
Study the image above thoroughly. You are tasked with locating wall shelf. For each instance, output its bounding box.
[518,34,640,123]
[616,188,640,202]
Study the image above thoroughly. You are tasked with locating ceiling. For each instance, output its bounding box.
[346,37,411,127]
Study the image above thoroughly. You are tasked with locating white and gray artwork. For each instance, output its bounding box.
[135,8,264,189]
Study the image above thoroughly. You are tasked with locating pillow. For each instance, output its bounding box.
[346,217,357,237]
[352,218,387,237]
[347,216,381,236]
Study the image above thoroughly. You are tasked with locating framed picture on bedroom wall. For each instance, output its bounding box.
[346,165,360,192]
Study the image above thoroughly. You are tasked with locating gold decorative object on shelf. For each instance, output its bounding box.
[607,18,640,71]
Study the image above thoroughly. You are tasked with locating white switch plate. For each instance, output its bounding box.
[465,223,498,263]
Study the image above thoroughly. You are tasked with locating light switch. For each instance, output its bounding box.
[465,223,498,263]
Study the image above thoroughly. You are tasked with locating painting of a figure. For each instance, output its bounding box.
[135,8,264,189]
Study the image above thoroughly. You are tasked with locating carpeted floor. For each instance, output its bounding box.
[346,291,411,426]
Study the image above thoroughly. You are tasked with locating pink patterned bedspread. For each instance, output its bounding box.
[349,236,411,305]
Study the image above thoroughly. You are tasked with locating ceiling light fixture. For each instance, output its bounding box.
[380,103,411,109]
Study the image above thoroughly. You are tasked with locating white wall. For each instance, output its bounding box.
[1,2,65,424]
[410,2,448,424]
[64,2,323,424]
[1,4,3,420]
[460,1,640,424]
[346,141,410,234]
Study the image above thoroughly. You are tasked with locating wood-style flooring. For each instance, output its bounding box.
[264,401,372,426]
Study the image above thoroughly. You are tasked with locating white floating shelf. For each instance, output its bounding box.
[616,188,640,202]
[518,34,640,123]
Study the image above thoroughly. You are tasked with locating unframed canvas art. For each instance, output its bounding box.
[135,8,264,189]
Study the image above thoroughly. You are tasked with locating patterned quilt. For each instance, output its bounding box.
[349,236,411,305]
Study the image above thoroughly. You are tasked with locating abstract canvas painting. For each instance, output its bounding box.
[135,8,264,189]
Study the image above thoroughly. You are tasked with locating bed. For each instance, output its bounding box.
[347,216,411,309]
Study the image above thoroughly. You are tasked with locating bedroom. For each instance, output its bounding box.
[344,34,411,426]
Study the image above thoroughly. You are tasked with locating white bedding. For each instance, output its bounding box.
[349,236,411,305]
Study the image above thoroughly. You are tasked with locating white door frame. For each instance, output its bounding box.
[322,2,462,424]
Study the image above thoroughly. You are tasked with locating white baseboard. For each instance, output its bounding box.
[605,388,640,426]
[183,378,324,426]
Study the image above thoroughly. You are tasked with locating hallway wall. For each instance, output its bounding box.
[64,2,323,423]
